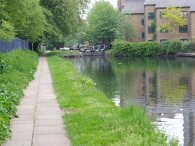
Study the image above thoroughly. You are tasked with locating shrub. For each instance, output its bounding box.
[112,40,162,57]
[112,40,191,57]
[0,56,9,74]
[182,41,195,52]
[0,50,38,144]
[161,40,182,55]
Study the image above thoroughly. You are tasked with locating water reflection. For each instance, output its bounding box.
[154,113,184,145]
[69,57,195,146]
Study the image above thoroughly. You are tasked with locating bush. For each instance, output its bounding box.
[112,40,163,57]
[112,40,193,57]
[0,56,9,74]
[161,40,182,55]
[0,50,38,144]
[182,41,195,52]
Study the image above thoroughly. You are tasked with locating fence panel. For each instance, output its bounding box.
[0,38,31,53]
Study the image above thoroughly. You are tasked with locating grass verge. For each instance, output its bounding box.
[48,56,179,146]
[0,50,38,144]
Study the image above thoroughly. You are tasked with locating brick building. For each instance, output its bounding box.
[118,0,195,42]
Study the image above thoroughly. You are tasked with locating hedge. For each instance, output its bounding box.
[111,40,195,57]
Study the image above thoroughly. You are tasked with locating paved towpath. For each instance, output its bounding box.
[3,57,71,146]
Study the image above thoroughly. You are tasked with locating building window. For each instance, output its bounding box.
[160,28,168,33]
[179,25,188,33]
[142,32,145,39]
[141,19,144,25]
[160,39,168,43]
[180,39,188,42]
[148,26,155,34]
[148,12,155,20]
[181,11,188,18]
[160,11,165,19]
[148,40,153,42]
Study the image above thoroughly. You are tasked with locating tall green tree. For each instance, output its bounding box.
[86,1,118,46]
[0,0,15,40]
[0,0,46,42]
[0,0,90,49]
[116,14,135,41]
[0,20,15,40]
[40,0,90,47]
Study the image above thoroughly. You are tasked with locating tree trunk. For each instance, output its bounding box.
[33,41,41,52]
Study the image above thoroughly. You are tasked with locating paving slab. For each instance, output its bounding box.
[3,57,70,146]
[35,120,64,126]
[33,135,69,145]
[4,140,32,146]
[34,125,65,135]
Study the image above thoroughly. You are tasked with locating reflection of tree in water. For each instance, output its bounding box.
[111,58,194,106]
[111,57,195,146]
[70,57,118,98]
[159,73,188,104]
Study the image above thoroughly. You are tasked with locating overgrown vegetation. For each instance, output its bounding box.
[112,40,195,57]
[0,50,38,144]
[152,18,156,41]
[48,56,179,146]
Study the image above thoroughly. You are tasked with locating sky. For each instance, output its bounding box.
[91,0,117,8]
[83,0,117,18]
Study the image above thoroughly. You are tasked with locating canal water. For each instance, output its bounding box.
[69,56,195,146]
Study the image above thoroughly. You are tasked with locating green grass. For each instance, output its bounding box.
[0,50,38,144]
[48,56,179,146]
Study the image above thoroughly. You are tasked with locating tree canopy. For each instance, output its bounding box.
[0,0,46,42]
[116,14,135,41]
[0,0,90,48]
[159,7,187,36]
[0,0,16,40]
[86,1,118,46]
[40,0,89,46]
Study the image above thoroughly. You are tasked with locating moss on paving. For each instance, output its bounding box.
[48,56,179,146]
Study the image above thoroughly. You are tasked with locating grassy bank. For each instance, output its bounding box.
[48,56,179,146]
[0,50,38,144]
[112,40,195,57]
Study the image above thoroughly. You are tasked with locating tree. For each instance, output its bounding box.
[0,0,15,40]
[116,14,135,41]
[20,0,46,42]
[159,7,187,38]
[0,0,90,50]
[0,21,15,40]
[0,0,46,42]
[40,0,90,47]
[86,1,118,46]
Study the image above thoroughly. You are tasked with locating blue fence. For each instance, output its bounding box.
[0,38,31,53]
